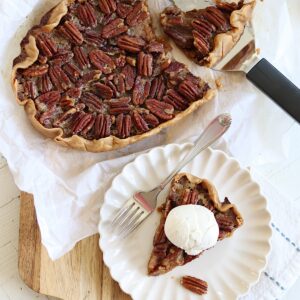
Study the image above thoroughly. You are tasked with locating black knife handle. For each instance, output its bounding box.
[246,58,300,123]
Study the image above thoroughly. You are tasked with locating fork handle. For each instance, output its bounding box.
[159,114,231,189]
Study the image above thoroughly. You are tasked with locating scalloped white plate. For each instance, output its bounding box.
[99,144,272,300]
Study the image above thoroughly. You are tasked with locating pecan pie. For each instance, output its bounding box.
[12,0,214,152]
[160,0,256,67]
[148,173,243,276]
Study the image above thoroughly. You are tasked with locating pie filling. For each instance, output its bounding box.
[148,173,243,276]
[13,0,211,142]
[160,1,245,65]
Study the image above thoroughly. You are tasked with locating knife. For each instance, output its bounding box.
[173,0,300,123]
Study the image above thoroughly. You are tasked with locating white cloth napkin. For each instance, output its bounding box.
[241,170,300,300]
[0,0,298,261]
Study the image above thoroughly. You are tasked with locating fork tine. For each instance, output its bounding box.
[114,203,139,232]
[111,201,134,227]
[119,214,147,239]
[118,209,143,236]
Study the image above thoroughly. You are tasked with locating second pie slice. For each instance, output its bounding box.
[148,173,243,276]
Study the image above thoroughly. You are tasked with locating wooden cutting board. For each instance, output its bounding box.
[18,192,131,300]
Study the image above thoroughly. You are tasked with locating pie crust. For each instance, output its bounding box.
[12,0,215,152]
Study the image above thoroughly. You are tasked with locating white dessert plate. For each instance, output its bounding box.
[99,144,272,300]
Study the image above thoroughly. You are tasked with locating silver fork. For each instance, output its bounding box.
[111,113,232,238]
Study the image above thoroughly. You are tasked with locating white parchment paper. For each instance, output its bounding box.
[0,0,298,259]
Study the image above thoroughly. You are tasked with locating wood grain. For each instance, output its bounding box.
[18,192,131,300]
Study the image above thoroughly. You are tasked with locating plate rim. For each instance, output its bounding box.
[98,143,272,299]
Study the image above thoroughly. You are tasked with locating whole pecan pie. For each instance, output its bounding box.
[148,173,243,276]
[12,0,214,152]
[160,0,256,67]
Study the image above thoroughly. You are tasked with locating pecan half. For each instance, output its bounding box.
[89,49,116,74]
[149,76,165,100]
[36,33,57,57]
[108,99,131,115]
[181,189,198,205]
[72,112,93,135]
[202,7,230,31]
[215,214,235,232]
[59,21,84,45]
[116,114,132,138]
[48,65,71,91]
[84,30,105,46]
[116,3,132,18]
[94,114,112,138]
[114,54,126,68]
[117,35,145,53]
[81,115,96,136]
[193,30,210,57]
[76,70,101,87]
[102,18,128,39]
[52,49,74,63]
[163,89,188,110]
[22,64,49,77]
[22,81,38,99]
[126,1,148,27]
[153,219,167,245]
[37,91,61,106]
[132,111,149,132]
[73,46,90,69]
[38,74,53,94]
[39,106,56,126]
[113,74,125,94]
[77,2,97,28]
[145,41,164,53]
[63,62,82,82]
[132,76,149,105]
[178,78,202,101]
[180,276,208,295]
[137,51,153,77]
[121,64,136,90]
[94,82,113,99]
[66,87,82,99]
[98,0,117,15]
[145,99,174,120]
[143,113,159,127]
[81,92,103,112]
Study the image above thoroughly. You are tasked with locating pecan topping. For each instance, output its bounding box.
[77,2,97,28]
[52,49,74,63]
[94,114,111,138]
[22,81,38,99]
[114,54,126,68]
[72,112,94,135]
[39,106,56,126]
[36,33,57,57]
[89,49,116,74]
[145,41,164,53]
[163,89,188,110]
[73,46,90,70]
[116,113,132,138]
[102,18,128,39]
[126,1,148,27]
[38,74,53,94]
[180,276,208,295]
[145,99,174,120]
[76,70,101,87]
[81,92,103,112]
[137,51,153,77]
[149,76,165,100]
[178,78,202,101]
[98,0,117,15]
[108,99,131,115]
[49,65,71,91]
[202,7,230,31]
[132,111,149,132]
[116,3,132,18]
[22,64,49,77]
[94,82,113,99]
[117,35,146,53]
[143,113,159,127]
[84,30,105,46]
[59,21,84,45]
[63,62,82,82]
[66,87,82,99]
[37,91,61,106]
[121,64,136,90]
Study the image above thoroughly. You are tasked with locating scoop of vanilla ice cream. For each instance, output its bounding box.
[164,204,219,255]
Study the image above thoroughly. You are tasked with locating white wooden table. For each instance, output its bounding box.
[0,122,300,299]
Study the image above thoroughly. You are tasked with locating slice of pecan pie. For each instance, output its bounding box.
[148,173,243,276]
[12,0,214,152]
[160,1,255,67]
